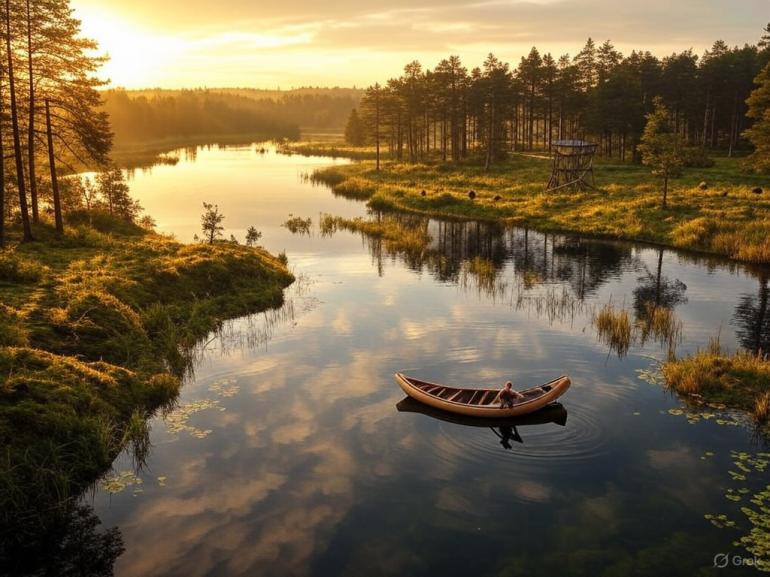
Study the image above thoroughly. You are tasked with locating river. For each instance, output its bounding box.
[84,143,770,576]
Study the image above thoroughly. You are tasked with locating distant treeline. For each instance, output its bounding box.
[351,30,770,163]
[103,88,363,145]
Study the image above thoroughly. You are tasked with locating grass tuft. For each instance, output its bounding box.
[662,338,770,412]
[593,303,633,357]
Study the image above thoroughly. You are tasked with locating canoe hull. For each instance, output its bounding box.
[396,397,568,428]
[394,372,570,418]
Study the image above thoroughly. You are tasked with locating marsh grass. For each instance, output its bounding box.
[317,213,431,256]
[459,256,504,296]
[593,303,633,357]
[282,215,312,235]
[280,141,378,160]
[310,155,770,264]
[592,301,684,358]
[662,337,770,416]
[637,304,683,357]
[754,392,770,424]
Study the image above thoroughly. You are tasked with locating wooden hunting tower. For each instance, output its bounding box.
[546,140,598,192]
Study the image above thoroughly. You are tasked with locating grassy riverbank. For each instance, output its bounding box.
[309,152,770,264]
[0,214,293,529]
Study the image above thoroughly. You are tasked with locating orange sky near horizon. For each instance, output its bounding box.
[71,0,768,90]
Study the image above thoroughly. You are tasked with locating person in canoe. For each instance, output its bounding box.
[499,381,524,408]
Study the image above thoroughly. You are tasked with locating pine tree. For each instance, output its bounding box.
[201,203,224,244]
[344,108,366,146]
[5,0,33,241]
[0,49,5,247]
[745,62,770,172]
[760,22,770,50]
[245,226,262,247]
[360,83,382,170]
[31,0,111,232]
[96,166,137,220]
[639,97,683,208]
[574,37,598,90]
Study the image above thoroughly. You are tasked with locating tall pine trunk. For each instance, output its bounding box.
[374,93,380,172]
[6,0,33,242]
[0,63,4,247]
[26,0,38,223]
[485,102,494,170]
[46,99,63,235]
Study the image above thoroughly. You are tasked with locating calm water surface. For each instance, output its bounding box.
[88,144,770,576]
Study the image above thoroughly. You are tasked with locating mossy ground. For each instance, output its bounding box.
[0,213,293,529]
[306,149,770,264]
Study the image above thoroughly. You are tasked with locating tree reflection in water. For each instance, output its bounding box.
[319,211,642,310]
[733,273,770,354]
[1,502,124,577]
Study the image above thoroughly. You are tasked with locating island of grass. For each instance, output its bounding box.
[301,148,770,264]
[0,213,293,534]
[662,340,770,425]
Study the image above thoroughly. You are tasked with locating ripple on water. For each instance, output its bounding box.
[429,401,610,473]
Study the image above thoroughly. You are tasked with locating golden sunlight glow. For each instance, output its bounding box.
[71,1,765,89]
[74,4,185,87]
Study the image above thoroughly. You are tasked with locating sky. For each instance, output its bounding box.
[71,0,769,89]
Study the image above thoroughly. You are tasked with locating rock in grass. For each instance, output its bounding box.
[468,190,476,200]
[753,187,763,195]
[699,181,708,190]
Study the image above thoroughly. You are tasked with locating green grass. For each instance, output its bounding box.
[310,154,770,264]
[0,214,293,528]
[662,338,770,421]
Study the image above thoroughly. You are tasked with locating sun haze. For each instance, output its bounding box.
[72,0,767,88]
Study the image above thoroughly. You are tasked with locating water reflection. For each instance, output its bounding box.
[396,397,568,448]
[354,215,642,303]
[1,502,124,577]
[733,273,770,354]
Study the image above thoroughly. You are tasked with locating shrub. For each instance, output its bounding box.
[681,146,715,168]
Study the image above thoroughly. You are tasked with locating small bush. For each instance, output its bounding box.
[681,147,715,168]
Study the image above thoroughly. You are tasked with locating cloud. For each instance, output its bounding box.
[75,0,768,88]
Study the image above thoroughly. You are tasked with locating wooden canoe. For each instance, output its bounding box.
[394,372,571,418]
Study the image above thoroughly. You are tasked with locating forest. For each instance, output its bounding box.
[348,30,770,166]
[103,87,363,145]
